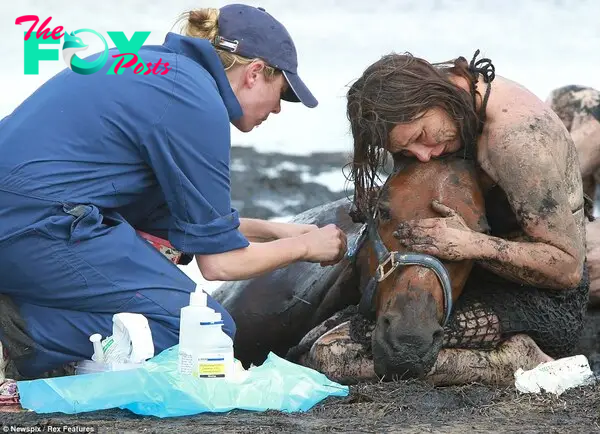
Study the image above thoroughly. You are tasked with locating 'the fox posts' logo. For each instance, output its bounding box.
[15,15,172,75]
[61,30,108,75]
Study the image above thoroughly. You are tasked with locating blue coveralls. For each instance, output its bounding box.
[0,32,250,377]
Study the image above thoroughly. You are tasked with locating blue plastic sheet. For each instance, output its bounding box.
[17,346,349,417]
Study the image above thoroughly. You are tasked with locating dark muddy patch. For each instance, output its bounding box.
[539,189,559,215]
[448,173,460,186]
[349,308,374,347]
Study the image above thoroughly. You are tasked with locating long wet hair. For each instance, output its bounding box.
[346,50,494,222]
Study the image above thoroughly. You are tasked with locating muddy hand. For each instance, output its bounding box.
[393,199,474,261]
[300,224,347,266]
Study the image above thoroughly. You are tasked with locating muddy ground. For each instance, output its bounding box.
[2,309,600,433]
[3,380,599,433]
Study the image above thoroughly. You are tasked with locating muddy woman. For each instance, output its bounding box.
[337,50,591,384]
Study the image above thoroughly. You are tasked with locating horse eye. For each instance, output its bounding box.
[378,204,391,220]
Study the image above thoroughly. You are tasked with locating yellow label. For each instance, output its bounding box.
[198,363,225,377]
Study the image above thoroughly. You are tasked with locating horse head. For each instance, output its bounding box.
[350,156,488,379]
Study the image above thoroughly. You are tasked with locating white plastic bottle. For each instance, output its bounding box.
[178,290,234,378]
[196,311,235,378]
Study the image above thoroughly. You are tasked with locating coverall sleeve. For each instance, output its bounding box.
[139,70,249,255]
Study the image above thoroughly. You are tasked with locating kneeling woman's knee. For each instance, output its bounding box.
[206,294,236,339]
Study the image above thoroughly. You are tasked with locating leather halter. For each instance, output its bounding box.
[346,170,454,327]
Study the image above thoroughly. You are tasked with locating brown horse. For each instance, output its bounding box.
[213,155,493,383]
[288,156,491,381]
[347,155,487,379]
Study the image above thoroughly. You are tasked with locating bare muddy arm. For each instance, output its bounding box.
[471,116,585,289]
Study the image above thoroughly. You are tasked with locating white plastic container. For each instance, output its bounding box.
[75,360,142,375]
[76,313,155,375]
[98,313,154,364]
[178,290,234,378]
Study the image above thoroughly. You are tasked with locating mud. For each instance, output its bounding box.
[2,309,599,433]
[2,378,598,433]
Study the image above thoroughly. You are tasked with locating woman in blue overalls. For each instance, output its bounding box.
[0,4,347,378]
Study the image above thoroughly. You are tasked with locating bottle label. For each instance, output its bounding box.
[102,336,115,355]
[178,350,194,375]
[197,354,226,378]
[99,336,128,363]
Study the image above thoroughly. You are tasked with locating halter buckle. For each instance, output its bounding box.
[376,253,398,282]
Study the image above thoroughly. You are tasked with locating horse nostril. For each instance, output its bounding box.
[383,316,391,328]
[432,328,444,343]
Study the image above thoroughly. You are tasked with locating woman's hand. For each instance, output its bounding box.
[299,224,348,266]
[393,200,475,261]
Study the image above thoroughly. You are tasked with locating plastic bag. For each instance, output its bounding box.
[514,354,597,396]
[17,346,349,417]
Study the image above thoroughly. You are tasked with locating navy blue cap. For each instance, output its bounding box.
[214,4,318,108]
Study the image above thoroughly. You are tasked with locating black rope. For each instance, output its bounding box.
[469,49,496,83]
[468,49,495,135]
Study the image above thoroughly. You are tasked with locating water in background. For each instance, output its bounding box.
[1,0,599,290]
[2,0,599,155]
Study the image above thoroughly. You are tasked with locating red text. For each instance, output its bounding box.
[112,54,172,75]
[15,15,64,41]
